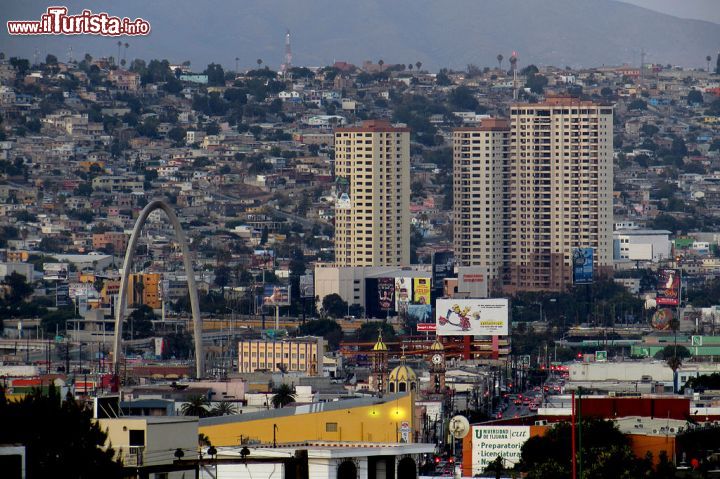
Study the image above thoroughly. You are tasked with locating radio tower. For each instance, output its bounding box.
[510,51,519,100]
[281,29,293,78]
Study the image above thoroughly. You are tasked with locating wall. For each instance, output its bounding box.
[200,393,414,446]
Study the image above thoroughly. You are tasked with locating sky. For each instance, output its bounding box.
[0,0,718,70]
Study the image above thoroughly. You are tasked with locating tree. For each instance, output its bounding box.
[357,321,396,342]
[321,293,348,318]
[125,304,155,339]
[448,86,479,111]
[214,265,230,293]
[654,345,691,361]
[299,319,343,350]
[526,73,549,94]
[0,384,123,478]
[415,61,422,71]
[210,401,238,416]
[271,384,296,408]
[519,419,652,479]
[687,90,704,105]
[378,59,384,71]
[628,99,647,111]
[181,395,211,417]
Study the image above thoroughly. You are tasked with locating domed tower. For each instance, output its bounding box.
[370,330,388,394]
[429,339,446,393]
[388,352,417,393]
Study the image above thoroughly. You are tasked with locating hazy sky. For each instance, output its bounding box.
[619,0,720,24]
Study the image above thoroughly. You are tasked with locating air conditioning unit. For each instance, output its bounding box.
[652,429,659,434]
[535,420,547,426]
[669,427,676,433]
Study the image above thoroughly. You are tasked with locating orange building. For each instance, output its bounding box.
[92,232,128,253]
[127,273,162,309]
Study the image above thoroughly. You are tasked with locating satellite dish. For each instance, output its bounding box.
[449,415,470,439]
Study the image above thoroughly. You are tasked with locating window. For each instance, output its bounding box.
[128,429,145,447]
[326,422,338,432]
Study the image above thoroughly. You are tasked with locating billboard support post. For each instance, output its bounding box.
[463,336,471,360]
[275,305,279,332]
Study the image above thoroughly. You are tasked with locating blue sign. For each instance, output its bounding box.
[572,248,594,284]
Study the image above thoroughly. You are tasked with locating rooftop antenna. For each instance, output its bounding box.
[640,48,646,87]
[281,29,292,78]
[510,51,519,100]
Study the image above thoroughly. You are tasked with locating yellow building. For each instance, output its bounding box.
[238,337,324,375]
[334,120,411,267]
[200,393,414,446]
[127,273,161,309]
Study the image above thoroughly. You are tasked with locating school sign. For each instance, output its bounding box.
[471,425,530,474]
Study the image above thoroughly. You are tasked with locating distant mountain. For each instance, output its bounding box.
[2,0,719,70]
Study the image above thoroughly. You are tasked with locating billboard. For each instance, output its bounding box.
[572,248,594,284]
[472,426,530,474]
[432,251,454,290]
[436,298,509,336]
[335,176,351,209]
[378,278,395,311]
[656,269,680,306]
[395,277,411,314]
[43,262,68,280]
[409,304,433,330]
[412,278,431,305]
[650,308,673,331]
[262,284,291,306]
[299,275,314,298]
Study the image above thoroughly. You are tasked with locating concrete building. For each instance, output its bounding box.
[203,442,434,479]
[452,119,510,285]
[97,416,197,474]
[334,120,410,267]
[238,337,324,375]
[505,96,614,292]
[313,264,432,314]
[200,393,415,445]
[127,272,161,309]
[613,229,672,262]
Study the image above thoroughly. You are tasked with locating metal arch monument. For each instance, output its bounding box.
[112,200,204,378]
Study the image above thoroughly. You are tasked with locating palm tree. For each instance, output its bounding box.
[707,55,712,73]
[408,64,413,71]
[271,384,296,408]
[257,58,263,69]
[116,40,122,66]
[378,59,384,71]
[415,61,422,71]
[496,54,504,70]
[181,395,210,417]
[123,43,129,67]
[210,401,238,416]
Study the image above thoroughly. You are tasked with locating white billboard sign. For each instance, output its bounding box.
[472,425,530,474]
[436,298,509,336]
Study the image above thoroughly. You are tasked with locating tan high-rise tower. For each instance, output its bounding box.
[452,119,510,285]
[505,96,613,292]
[334,120,411,267]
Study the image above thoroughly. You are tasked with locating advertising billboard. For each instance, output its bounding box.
[299,275,314,298]
[335,176,351,209]
[472,426,530,474]
[378,278,395,311]
[436,298,509,336]
[262,284,291,306]
[43,262,69,280]
[572,248,594,284]
[432,251,454,290]
[650,308,673,331]
[656,269,680,306]
[395,277,411,314]
[412,278,431,305]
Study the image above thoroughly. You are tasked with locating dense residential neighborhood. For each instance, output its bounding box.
[1,45,720,479]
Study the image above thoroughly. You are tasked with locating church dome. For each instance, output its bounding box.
[387,364,418,393]
[372,331,388,351]
[389,364,417,382]
[430,340,444,351]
